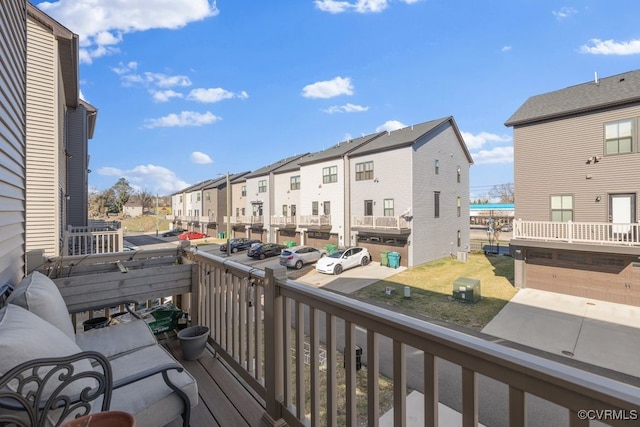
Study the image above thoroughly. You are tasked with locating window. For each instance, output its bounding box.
[457,166,461,183]
[551,195,573,222]
[383,199,394,216]
[241,208,245,216]
[323,201,331,215]
[434,191,440,218]
[291,204,296,217]
[179,196,182,203]
[457,197,461,217]
[355,161,374,181]
[241,185,247,197]
[312,201,319,215]
[435,159,440,175]
[290,175,300,190]
[322,166,338,184]
[206,192,210,201]
[236,208,239,216]
[457,230,461,247]
[605,119,633,155]
[197,193,201,202]
[282,205,288,216]
[364,200,373,216]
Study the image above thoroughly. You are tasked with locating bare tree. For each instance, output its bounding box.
[137,190,155,212]
[488,183,514,203]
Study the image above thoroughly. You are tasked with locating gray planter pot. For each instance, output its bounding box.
[177,325,209,360]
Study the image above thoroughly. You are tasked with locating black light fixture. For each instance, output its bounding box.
[595,196,601,202]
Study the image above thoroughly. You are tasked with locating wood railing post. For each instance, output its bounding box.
[263,265,287,426]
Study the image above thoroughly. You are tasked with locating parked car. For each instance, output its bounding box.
[500,223,513,232]
[247,243,286,260]
[220,238,261,253]
[279,245,327,270]
[315,247,371,275]
[161,228,186,237]
[179,231,207,240]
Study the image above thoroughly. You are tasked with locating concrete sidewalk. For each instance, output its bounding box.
[482,288,640,377]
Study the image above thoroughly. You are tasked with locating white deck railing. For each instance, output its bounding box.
[298,215,331,227]
[64,226,124,255]
[352,215,410,230]
[514,220,640,246]
[271,216,297,227]
[187,250,640,427]
[224,215,264,225]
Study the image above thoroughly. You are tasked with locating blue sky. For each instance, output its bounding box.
[34,0,640,198]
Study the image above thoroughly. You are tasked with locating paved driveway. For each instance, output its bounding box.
[482,288,640,378]
[296,261,406,293]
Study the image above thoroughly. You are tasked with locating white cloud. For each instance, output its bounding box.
[376,120,405,132]
[470,146,514,165]
[112,61,138,75]
[315,0,418,14]
[152,90,184,103]
[501,45,512,52]
[97,164,190,194]
[323,103,369,114]
[143,111,221,128]
[190,151,213,164]
[580,38,640,55]
[187,88,249,103]
[37,0,219,64]
[552,7,577,20]
[460,131,511,150]
[302,76,354,99]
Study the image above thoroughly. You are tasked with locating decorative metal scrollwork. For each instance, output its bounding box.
[0,351,112,427]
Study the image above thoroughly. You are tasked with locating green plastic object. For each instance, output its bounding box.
[388,251,401,268]
[285,241,296,247]
[380,251,389,267]
[325,244,338,254]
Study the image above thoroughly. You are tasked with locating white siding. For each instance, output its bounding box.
[300,159,345,244]
[412,123,470,266]
[273,170,301,218]
[0,0,27,285]
[25,16,60,256]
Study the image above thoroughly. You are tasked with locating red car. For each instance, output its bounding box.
[179,231,207,240]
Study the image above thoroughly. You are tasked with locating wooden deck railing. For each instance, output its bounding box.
[186,249,640,426]
[514,220,640,246]
[270,216,297,227]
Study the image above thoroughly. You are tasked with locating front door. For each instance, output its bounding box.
[609,193,635,238]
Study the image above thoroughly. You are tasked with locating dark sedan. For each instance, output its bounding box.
[247,243,286,260]
[161,228,186,237]
[219,238,261,253]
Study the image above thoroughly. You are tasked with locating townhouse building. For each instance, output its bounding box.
[25,4,97,257]
[240,154,308,242]
[348,117,472,266]
[506,69,640,306]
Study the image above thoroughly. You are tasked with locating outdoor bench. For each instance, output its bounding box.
[0,271,197,427]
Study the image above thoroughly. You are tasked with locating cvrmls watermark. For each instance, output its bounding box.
[577,409,638,421]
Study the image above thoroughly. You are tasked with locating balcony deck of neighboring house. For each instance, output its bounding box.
[513,219,640,247]
[14,245,640,427]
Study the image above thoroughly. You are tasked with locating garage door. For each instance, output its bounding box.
[525,249,640,306]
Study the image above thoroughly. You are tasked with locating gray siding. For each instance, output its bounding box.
[66,104,89,226]
[26,15,60,256]
[0,0,27,285]
[412,122,470,266]
[514,104,640,222]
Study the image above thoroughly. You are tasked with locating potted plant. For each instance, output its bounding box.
[61,411,135,427]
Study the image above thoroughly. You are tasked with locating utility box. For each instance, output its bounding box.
[452,277,481,303]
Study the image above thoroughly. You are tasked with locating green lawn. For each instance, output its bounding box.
[354,253,517,330]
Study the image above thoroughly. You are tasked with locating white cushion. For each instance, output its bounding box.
[76,319,158,358]
[0,304,97,424]
[7,271,75,340]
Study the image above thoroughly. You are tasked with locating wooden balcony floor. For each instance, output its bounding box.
[163,339,268,427]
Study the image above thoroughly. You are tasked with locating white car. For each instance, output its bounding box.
[315,247,371,275]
